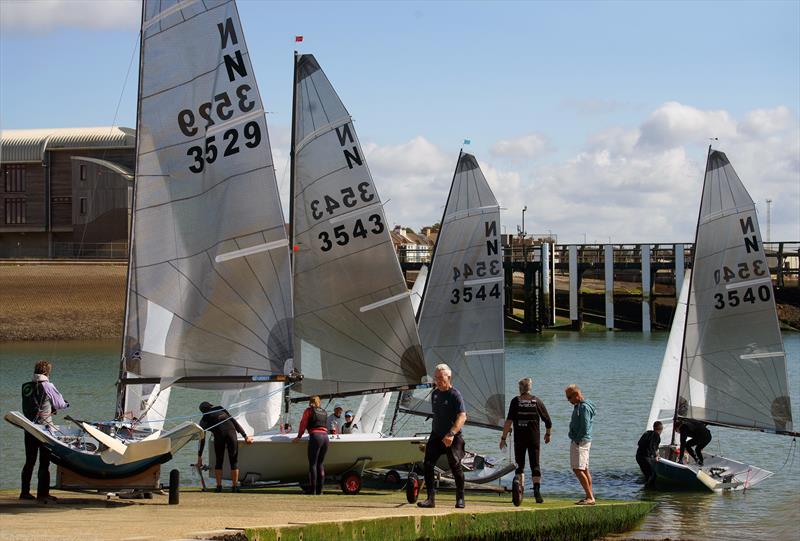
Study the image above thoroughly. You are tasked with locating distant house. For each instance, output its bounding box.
[0,127,135,258]
[392,225,434,263]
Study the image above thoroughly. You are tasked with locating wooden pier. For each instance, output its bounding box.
[401,241,800,332]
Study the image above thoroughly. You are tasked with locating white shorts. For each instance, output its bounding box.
[570,440,591,470]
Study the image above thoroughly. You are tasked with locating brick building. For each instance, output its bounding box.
[0,127,135,258]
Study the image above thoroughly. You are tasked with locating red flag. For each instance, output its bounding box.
[295,36,303,42]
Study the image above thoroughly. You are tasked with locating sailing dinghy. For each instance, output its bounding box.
[646,149,798,491]
[220,53,428,492]
[397,151,514,485]
[5,0,298,485]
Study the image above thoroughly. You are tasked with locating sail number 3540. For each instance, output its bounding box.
[714,285,771,310]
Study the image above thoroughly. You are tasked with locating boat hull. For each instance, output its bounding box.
[653,447,773,492]
[212,433,426,484]
[4,411,202,480]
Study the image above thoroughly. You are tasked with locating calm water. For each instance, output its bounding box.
[1,333,798,540]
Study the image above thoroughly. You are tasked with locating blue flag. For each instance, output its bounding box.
[463,139,471,145]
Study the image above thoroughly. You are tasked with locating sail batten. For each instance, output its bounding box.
[123,0,293,388]
[677,150,793,434]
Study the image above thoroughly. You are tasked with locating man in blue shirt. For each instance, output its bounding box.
[417,363,467,509]
[566,384,596,505]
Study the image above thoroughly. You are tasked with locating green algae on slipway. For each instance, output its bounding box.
[0,488,654,541]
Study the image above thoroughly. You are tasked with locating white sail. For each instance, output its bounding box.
[221,382,282,435]
[679,150,793,434]
[353,392,392,434]
[646,273,694,442]
[122,0,293,389]
[122,374,171,433]
[291,54,425,396]
[411,265,429,317]
[406,152,506,428]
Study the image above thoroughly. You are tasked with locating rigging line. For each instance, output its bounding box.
[307,310,407,375]
[170,258,279,358]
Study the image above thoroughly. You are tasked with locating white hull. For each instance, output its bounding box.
[654,447,773,492]
[212,433,426,484]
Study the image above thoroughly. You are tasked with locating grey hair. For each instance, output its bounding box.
[434,363,452,376]
[518,377,532,394]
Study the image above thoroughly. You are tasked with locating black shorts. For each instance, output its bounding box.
[213,433,238,470]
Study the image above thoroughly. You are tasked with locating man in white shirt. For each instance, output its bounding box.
[326,404,344,434]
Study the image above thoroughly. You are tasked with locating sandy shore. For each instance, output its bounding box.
[0,489,648,541]
[0,262,126,341]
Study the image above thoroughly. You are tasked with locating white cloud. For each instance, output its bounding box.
[490,133,551,160]
[638,101,737,149]
[356,102,798,243]
[0,0,140,33]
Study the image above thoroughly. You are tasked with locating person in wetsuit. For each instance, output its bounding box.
[417,363,467,509]
[20,360,69,503]
[500,377,552,503]
[340,411,358,434]
[294,395,329,495]
[196,402,253,493]
[676,419,712,466]
[636,421,662,488]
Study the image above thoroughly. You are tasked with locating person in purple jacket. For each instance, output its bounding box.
[20,360,69,502]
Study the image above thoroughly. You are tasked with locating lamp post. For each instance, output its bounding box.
[521,206,527,239]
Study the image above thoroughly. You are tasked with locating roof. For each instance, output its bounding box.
[0,127,135,163]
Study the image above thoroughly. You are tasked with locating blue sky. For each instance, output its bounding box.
[1,0,798,242]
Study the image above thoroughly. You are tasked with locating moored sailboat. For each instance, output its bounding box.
[5,0,298,484]
[646,148,798,491]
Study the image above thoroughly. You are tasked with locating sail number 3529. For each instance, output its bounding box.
[713,285,771,310]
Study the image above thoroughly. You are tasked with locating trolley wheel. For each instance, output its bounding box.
[341,471,362,495]
[384,469,402,486]
[512,475,523,507]
[406,473,420,504]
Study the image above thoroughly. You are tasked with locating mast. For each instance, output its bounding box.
[289,51,298,268]
[115,3,146,419]
[670,144,712,445]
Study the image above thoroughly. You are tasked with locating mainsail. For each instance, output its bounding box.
[677,150,794,435]
[403,152,506,429]
[290,54,425,396]
[120,0,293,402]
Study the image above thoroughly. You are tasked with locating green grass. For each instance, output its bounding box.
[245,497,655,541]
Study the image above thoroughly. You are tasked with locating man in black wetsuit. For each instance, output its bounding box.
[676,419,712,466]
[195,402,253,492]
[636,421,662,488]
[500,377,552,503]
[417,363,467,509]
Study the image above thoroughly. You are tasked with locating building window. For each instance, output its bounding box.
[3,165,26,192]
[80,197,87,215]
[4,198,26,224]
[80,164,87,181]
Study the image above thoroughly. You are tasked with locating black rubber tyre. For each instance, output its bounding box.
[341,471,362,495]
[384,469,402,486]
[406,473,420,504]
[512,477,523,507]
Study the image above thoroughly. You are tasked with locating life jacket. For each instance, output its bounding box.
[307,407,327,430]
[21,381,51,424]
